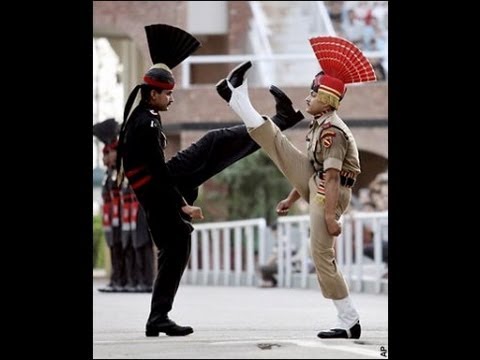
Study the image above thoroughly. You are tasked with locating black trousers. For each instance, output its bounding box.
[109,228,125,287]
[134,242,154,287]
[167,113,300,204]
[142,117,300,325]
[145,208,191,325]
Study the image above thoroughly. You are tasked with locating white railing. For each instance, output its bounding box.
[180,51,386,88]
[276,211,388,293]
[249,1,273,55]
[182,212,387,293]
[315,1,336,36]
[183,218,267,287]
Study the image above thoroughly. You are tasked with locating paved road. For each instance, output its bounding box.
[93,279,388,359]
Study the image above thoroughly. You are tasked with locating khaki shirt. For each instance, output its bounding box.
[306,111,361,176]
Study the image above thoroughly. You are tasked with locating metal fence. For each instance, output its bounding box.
[276,211,388,293]
[183,218,267,287]
[182,211,388,294]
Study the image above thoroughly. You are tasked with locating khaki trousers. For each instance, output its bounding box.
[249,118,351,299]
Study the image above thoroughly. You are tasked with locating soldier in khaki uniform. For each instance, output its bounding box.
[216,36,376,339]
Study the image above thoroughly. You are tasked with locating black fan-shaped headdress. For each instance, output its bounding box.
[93,118,119,145]
[123,24,202,122]
[117,24,201,184]
[145,24,201,69]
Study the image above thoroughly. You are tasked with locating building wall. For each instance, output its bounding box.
[93,1,188,83]
[93,1,388,188]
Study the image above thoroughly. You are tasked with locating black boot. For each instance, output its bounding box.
[216,61,252,102]
[317,321,361,339]
[216,62,304,130]
[269,85,304,130]
[146,317,194,337]
[97,284,116,293]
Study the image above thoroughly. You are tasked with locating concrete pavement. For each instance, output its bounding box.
[93,279,388,359]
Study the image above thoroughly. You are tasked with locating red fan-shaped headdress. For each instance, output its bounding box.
[309,36,376,108]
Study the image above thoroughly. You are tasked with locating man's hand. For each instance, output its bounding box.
[181,205,204,220]
[276,189,300,216]
[276,198,292,216]
[325,217,341,236]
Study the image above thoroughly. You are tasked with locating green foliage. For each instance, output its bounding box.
[93,215,106,269]
[213,151,293,225]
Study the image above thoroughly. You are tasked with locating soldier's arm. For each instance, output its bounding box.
[321,127,347,236]
[276,188,301,215]
[323,169,341,236]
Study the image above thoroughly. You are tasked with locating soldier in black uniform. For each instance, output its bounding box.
[117,24,305,337]
[93,119,125,293]
[121,180,154,292]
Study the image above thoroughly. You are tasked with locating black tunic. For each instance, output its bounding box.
[121,103,193,241]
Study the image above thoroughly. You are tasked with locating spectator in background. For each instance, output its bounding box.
[258,225,315,289]
[369,172,388,211]
[351,172,388,274]
[359,200,388,265]
[258,246,279,288]
[340,9,364,47]
[372,1,388,30]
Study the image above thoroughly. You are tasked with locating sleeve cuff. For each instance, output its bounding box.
[323,158,343,171]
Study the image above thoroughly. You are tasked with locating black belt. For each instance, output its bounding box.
[340,175,355,188]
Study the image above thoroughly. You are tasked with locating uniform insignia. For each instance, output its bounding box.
[321,121,332,129]
[314,193,325,205]
[150,120,157,128]
[322,137,333,148]
[149,110,158,115]
[320,130,336,148]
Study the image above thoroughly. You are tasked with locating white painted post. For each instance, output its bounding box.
[191,231,199,284]
[201,229,210,285]
[234,227,242,286]
[354,218,364,292]
[212,229,220,286]
[222,228,231,286]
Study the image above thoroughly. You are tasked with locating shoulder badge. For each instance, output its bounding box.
[320,130,336,148]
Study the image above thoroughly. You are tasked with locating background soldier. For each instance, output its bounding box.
[131,190,155,292]
[121,180,154,292]
[93,118,126,292]
[119,179,137,292]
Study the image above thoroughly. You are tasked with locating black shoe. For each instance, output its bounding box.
[269,85,304,130]
[317,321,361,339]
[98,284,122,293]
[215,61,252,102]
[121,284,137,292]
[146,318,194,337]
[97,286,115,293]
[136,284,153,293]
